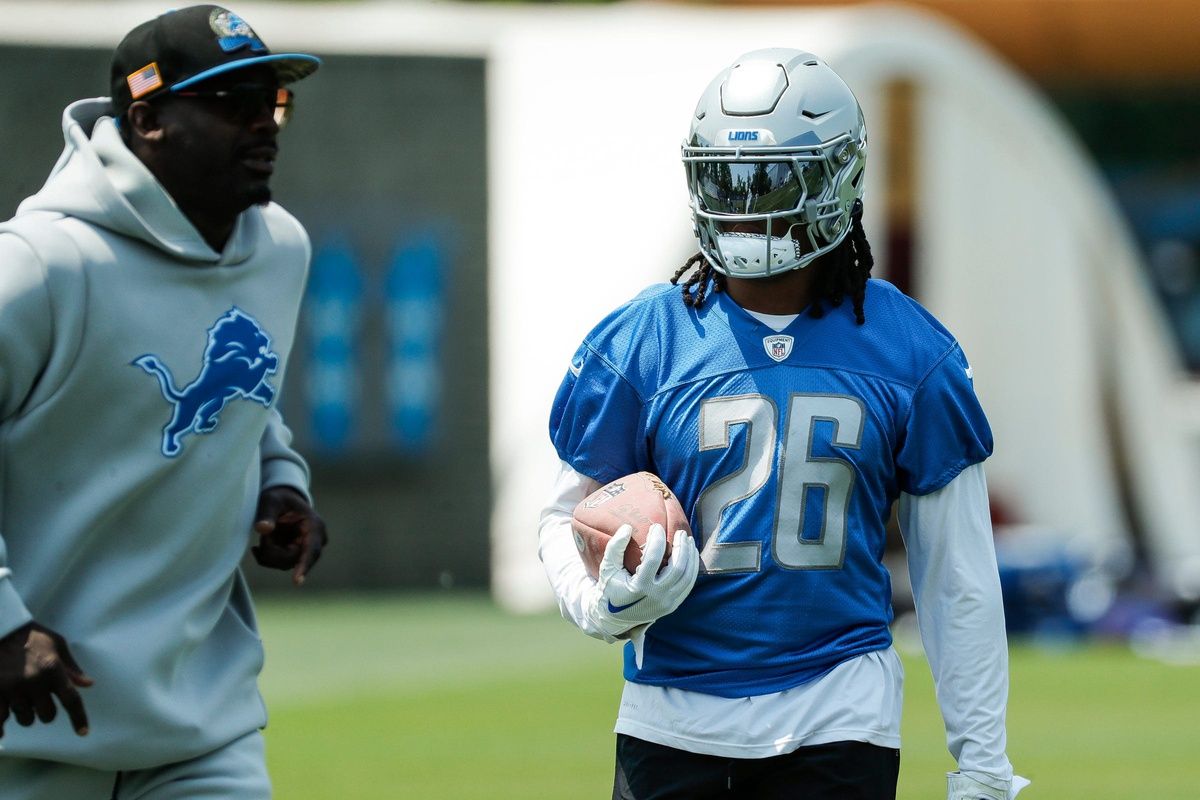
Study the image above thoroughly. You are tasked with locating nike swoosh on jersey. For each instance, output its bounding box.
[569,358,584,377]
[607,598,643,614]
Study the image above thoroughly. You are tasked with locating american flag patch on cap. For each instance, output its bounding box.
[127,62,163,99]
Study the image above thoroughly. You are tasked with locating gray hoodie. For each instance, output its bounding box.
[0,98,311,770]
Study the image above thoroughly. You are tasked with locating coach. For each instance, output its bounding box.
[0,5,326,797]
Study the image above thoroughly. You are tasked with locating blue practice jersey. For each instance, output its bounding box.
[550,278,992,698]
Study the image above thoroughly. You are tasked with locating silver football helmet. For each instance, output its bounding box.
[683,49,867,278]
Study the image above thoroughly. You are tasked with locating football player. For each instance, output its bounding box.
[539,49,1029,799]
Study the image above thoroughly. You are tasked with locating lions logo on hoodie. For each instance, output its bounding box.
[134,307,279,457]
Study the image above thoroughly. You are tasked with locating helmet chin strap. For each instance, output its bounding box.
[714,230,804,277]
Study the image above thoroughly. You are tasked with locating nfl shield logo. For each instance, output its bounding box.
[583,482,625,509]
[763,334,794,362]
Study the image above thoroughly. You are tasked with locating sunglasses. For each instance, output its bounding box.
[169,86,295,128]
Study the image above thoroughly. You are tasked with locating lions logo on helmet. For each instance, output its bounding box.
[682,49,867,279]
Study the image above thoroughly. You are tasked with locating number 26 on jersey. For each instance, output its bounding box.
[696,393,864,574]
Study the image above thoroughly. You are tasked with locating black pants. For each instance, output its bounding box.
[613,734,900,800]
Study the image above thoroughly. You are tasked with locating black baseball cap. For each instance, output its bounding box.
[111,4,319,117]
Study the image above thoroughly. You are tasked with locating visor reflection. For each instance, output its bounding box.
[696,161,825,215]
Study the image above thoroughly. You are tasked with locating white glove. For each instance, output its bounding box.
[582,523,698,639]
[947,772,1030,800]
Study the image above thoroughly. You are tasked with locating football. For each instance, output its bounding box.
[571,471,691,578]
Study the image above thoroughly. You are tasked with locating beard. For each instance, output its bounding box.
[248,185,272,207]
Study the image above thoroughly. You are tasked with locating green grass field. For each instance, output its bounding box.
[257,593,1199,799]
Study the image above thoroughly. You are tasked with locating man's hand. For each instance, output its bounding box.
[251,486,328,586]
[584,524,699,639]
[0,622,93,738]
[947,772,1031,800]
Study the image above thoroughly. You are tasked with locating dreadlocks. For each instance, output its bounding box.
[670,252,725,309]
[671,204,874,325]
